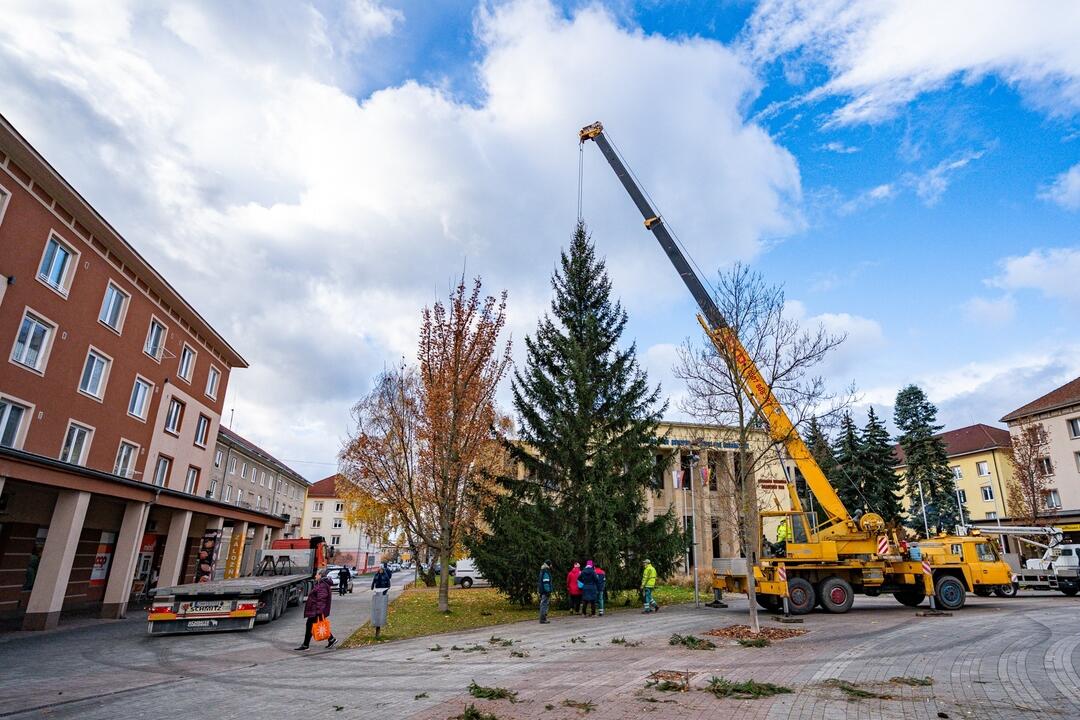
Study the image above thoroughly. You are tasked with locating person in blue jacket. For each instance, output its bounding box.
[371,564,392,590]
[537,561,553,624]
[579,560,599,616]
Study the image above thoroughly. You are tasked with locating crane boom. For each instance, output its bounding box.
[579,121,854,532]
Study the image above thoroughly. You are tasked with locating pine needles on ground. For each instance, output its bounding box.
[468,681,518,702]
[451,704,500,720]
[704,676,792,699]
[561,699,596,713]
[669,633,716,650]
[822,679,892,699]
[890,676,933,686]
[738,637,770,648]
[611,637,642,647]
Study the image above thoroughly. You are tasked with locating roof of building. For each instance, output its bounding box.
[892,423,1012,466]
[1000,375,1080,423]
[218,426,308,485]
[0,112,246,368]
[308,474,343,498]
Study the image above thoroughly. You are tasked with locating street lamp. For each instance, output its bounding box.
[689,443,702,609]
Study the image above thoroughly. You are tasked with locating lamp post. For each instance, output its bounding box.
[689,445,701,608]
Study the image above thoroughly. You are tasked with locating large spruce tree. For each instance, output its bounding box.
[470,222,683,604]
[832,412,865,513]
[894,385,959,534]
[859,407,904,524]
[803,416,837,511]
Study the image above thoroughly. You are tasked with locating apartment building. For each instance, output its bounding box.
[0,114,285,629]
[302,475,382,571]
[208,426,308,538]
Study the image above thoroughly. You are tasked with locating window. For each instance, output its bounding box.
[223,484,233,502]
[1069,418,1080,439]
[311,518,322,528]
[331,535,341,545]
[114,441,138,478]
[240,461,248,479]
[981,485,994,502]
[313,501,324,512]
[178,344,196,382]
[333,518,343,528]
[1037,457,1054,476]
[12,311,53,372]
[236,489,245,506]
[259,471,265,487]
[0,398,29,448]
[206,366,221,399]
[60,422,92,465]
[153,455,172,487]
[1075,451,1080,473]
[194,414,210,447]
[228,457,237,474]
[37,234,76,294]
[335,502,344,513]
[956,489,967,504]
[214,449,223,468]
[950,465,963,480]
[144,318,167,360]
[986,511,997,520]
[128,377,153,420]
[1045,489,1062,509]
[976,461,990,477]
[184,466,199,494]
[78,348,110,399]
[98,283,128,332]
[208,478,217,497]
[164,398,184,435]
[0,185,8,224]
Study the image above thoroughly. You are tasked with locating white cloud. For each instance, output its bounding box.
[783,300,884,377]
[991,247,1080,302]
[0,1,802,475]
[742,0,1080,125]
[962,295,1016,326]
[821,141,860,154]
[838,182,894,215]
[906,149,984,206]
[1039,162,1080,210]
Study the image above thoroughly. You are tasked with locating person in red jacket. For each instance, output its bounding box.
[567,562,582,615]
[295,569,337,650]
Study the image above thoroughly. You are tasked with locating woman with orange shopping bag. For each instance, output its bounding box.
[296,568,337,650]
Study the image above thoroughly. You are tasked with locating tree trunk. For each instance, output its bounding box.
[741,456,761,634]
[438,544,451,612]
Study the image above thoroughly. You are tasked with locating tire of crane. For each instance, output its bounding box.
[818,576,855,614]
[973,586,993,597]
[934,575,967,611]
[755,594,780,611]
[893,591,924,607]
[786,577,816,615]
[1060,584,1078,597]
[993,583,1018,598]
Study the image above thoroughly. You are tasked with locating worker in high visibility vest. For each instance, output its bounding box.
[775,518,790,556]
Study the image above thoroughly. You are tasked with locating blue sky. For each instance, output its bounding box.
[2,1,1078,475]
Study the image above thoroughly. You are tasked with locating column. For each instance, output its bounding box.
[23,490,91,630]
[158,510,192,588]
[100,500,149,619]
[241,524,266,576]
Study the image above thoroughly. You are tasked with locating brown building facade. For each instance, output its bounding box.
[0,113,285,630]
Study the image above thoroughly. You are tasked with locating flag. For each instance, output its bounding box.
[700,466,710,488]
[672,469,680,489]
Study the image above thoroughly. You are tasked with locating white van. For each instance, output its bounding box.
[453,558,485,588]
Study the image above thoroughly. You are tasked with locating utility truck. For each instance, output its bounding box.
[967,525,1079,597]
[580,121,1012,614]
[147,535,332,635]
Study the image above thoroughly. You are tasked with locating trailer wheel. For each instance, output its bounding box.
[893,591,924,607]
[786,577,815,615]
[818,577,854,614]
[934,575,966,610]
[973,586,993,597]
[993,583,1018,598]
[1060,585,1078,597]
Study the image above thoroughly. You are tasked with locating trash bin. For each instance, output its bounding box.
[371,588,389,634]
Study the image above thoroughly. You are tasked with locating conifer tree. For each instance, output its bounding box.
[803,416,837,511]
[832,412,865,513]
[894,385,958,534]
[469,222,683,604]
[859,407,904,524]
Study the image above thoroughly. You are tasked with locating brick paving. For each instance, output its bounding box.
[0,592,1076,719]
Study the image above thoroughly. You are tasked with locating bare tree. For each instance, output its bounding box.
[1005,423,1056,526]
[673,263,852,631]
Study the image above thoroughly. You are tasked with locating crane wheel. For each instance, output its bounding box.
[755,594,780,611]
[893,591,924,607]
[818,577,854,613]
[934,575,967,611]
[992,583,1018,598]
[786,577,815,615]
[973,586,993,597]
[1060,585,1078,597]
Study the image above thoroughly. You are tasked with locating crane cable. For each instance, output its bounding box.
[577,141,585,223]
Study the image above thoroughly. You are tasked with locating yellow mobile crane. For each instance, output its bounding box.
[580,122,1012,613]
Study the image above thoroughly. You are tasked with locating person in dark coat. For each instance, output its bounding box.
[537,561,553,624]
[595,565,607,616]
[338,567,349,596]
[371,565,392,590]
[566,562,582,615]
[579,560,599,617]
[296,569,336,650]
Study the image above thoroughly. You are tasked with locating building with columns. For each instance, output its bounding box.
[0,113,285,630]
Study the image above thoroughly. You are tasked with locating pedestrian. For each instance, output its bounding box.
[641,558,659,613]
[338,567,349,596]
[579,560,599,616]
[295,568,337,650]
[371,564,391,590]
[567,562,582,615]
[595,564,606,616]
[537,560,553,624]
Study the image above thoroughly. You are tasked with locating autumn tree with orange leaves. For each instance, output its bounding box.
[340,278,511,612]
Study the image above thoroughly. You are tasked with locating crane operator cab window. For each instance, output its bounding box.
[974,541,999,563]
[762,512,811,557]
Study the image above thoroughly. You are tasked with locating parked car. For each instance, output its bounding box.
[323,566,353,593]
[453,558,485,589]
